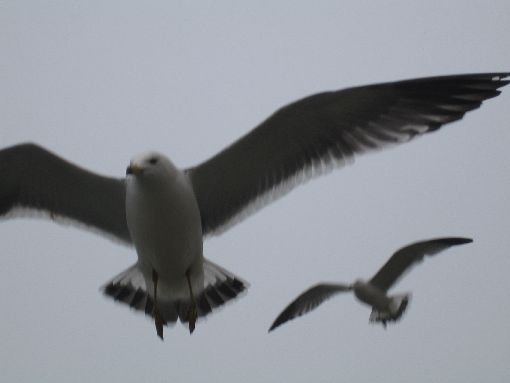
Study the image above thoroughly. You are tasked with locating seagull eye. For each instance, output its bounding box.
[149,157,158,165]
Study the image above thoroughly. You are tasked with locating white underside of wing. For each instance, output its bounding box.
[1,206,132,247]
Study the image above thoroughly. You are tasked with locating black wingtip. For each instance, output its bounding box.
[268,322,278,333]
[268,315,285,333]
[438,237,473,246]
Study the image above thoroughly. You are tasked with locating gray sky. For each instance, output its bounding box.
[2,1,509,382]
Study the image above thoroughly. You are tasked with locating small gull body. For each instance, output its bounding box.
[269,237,473,331]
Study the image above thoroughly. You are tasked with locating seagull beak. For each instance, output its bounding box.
[126,164,143,176]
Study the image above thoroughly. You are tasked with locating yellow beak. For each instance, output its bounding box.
[126,164,143,175]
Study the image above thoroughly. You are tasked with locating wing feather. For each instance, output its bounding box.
[269,283,351,332]
[188,73,509,236]
[0,143,131,243]
[369,237,473,291]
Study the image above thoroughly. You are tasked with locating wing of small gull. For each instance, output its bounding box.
[369,237,473,292]
[269,283,352,332]
[187,73,510,236]
[0,143,131,243]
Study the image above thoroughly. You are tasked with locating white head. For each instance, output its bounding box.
[125,152,179,182]
[352,279,366,290]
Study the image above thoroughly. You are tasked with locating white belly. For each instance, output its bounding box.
[353,280,392,311]
[126,172,203,282]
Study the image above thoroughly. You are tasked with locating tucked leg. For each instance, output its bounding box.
[152,268,164,340]
[185,269,198,334]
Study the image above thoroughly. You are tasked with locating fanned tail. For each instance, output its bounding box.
[102,260,248,328]
[369,293,411,327]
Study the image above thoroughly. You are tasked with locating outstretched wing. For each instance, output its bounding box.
[269,283,351,332]
[369,237,473,291]
[187,73,509,236]
[0,143,131,243]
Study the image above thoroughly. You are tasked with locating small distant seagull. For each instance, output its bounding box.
[0,73,507,339]
[269,237,473,332]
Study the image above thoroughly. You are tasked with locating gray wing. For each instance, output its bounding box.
[0,143,131,243]
[369,237,473,291]
[187,73,509,236]
[269,283,351,332]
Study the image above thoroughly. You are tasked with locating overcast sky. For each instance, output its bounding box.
[2,1,510,382]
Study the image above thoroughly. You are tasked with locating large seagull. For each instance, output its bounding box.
[0,73,508,339]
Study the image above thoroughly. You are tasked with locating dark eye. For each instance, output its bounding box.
[149,157,158,165]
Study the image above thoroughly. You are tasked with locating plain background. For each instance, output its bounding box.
[2,1,509,382]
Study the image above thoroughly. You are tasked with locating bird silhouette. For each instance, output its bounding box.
[269,237,473,331]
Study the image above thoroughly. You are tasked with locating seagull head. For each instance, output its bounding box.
[352,279,366,290]
[126,152,178,180]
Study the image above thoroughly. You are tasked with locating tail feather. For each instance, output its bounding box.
[197,293,213,316]
[369,293,411,326]
[102,259,248,328]
[183,258,249,322]
[103,263,151,311]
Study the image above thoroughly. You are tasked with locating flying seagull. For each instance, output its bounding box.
[114,152,248,339]
[269,237,473,332]
[0,73,508,338]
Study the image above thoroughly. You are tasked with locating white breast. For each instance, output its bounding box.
[353,280,392,311]
[126,164,203,281]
